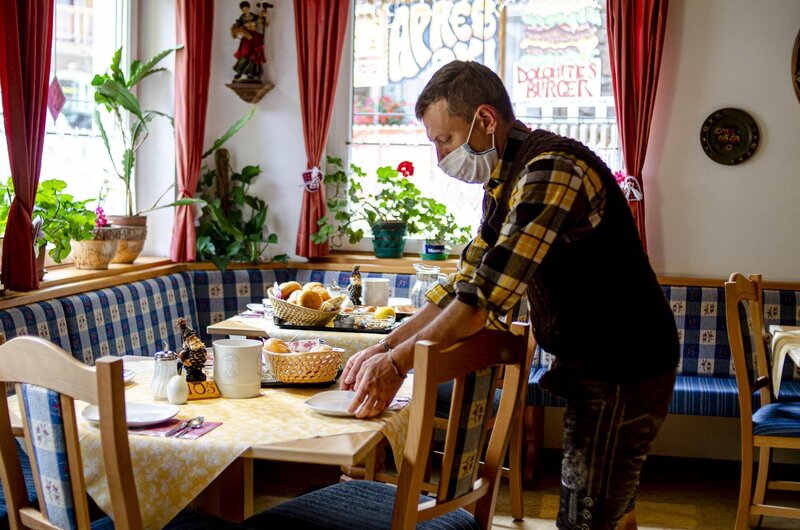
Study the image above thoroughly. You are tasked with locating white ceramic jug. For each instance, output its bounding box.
[212,339,263,399]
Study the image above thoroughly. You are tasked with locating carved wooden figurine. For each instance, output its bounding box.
[348,265,362,306]
[176,318,207,382]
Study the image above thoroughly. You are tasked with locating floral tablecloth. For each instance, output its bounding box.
[74,359,411,529]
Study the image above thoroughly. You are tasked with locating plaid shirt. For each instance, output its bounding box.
[426,121,607,330]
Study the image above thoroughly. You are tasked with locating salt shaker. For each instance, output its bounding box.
[151,345,178,400]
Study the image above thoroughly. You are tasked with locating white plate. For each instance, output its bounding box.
[305,390,358,417]
[122,368,135,383]
[246,303,265,312]
[81,402,180,427]
[305,391,407,417]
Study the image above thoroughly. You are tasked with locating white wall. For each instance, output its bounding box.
[137,0,800,281]
[645,0,800,282]
[138,0,306,261]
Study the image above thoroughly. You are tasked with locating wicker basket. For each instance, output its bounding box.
[265,348,344,383]
[268,292,340,327]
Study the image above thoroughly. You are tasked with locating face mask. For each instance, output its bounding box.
[438,113,498,184]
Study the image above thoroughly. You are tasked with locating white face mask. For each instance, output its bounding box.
[438,113,498,184]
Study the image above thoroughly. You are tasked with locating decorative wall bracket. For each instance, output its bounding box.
[225,81,275,104]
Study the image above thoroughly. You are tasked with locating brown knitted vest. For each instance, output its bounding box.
[482,127,678,382]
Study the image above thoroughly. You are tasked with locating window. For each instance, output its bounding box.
[349,0,620,236]
[0,0,130,215]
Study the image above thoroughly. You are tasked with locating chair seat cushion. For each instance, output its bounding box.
[0,441,38,526]
[91,509,249,530]
[753,402,800,437]
[244,480,479,530]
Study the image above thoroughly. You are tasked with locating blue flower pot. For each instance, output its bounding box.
[420,240,448,261]
[371,222,407,258]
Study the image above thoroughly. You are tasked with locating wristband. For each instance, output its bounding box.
[387,352,407,379]
[379,338,392,353]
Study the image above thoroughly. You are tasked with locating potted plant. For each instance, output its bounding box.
[68,206,123,270]
[417,197,472,260]
[195,115,288,272]
[92,45,180,263]
[312,158,427,258]
[313,157,472,259]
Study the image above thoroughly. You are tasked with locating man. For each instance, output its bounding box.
[341,61,678,530]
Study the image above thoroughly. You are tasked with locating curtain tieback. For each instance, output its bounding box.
[178,188,194,199]
[302,167,323,192]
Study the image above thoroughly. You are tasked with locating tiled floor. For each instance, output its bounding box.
[252,451,800,529]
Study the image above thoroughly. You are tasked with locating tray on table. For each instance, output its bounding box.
[272,316,397,334]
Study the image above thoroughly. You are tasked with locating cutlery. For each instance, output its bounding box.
[165,416,200,437]
[177,416,205,438]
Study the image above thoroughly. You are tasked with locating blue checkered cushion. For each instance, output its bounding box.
[245,479,479,529]
[0,441,38,527]
[192,269,293,343]
[61,272,197,361]
[0,301,70,351]
[752,402,800,437]
[20,384,76,530]
[294,270,414,299]
[91,509,248,529]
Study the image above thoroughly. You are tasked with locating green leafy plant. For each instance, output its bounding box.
[195,114,288,272]
[0,177,12,235]
[92,46,181,216]
[33,180,96,263]
[312,157,472,248]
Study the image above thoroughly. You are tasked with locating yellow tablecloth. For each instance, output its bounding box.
[78,360,412,529]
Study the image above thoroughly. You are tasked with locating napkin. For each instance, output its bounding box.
[770,331,800,397]
[129,419,222,439]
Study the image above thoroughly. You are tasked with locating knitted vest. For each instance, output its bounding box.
[483,128,678,382]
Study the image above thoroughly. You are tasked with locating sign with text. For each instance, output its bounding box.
[513,58,601,101]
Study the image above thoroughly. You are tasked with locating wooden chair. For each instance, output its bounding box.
[725,273,800,529]
[245,323,530,529]
[0,336,242,530]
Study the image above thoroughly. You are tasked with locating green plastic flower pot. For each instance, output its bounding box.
[371,221,407,258]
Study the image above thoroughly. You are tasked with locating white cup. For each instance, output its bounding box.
[363,278,390,307]
[212,339,263,399]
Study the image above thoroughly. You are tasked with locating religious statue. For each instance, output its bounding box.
[231,1,273,82]
[348,266,363,306]
[176,318,207,383]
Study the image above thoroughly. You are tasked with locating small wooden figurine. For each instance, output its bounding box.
[348,265,363,306]
[176,318,207,382]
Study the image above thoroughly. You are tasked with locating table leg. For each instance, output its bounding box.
[190,456,253,522]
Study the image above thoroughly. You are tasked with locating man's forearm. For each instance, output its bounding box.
[391,300,487,374]
[382,302,440,348]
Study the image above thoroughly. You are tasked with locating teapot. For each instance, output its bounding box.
[410,263,448,308]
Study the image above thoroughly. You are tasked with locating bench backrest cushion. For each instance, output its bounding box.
[60,272,197,362]
[293,270,414,299]
[0,300,70,350]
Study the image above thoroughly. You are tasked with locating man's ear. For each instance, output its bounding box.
[475,105,499,135]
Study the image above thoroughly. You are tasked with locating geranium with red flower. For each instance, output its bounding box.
[397,161,414,177]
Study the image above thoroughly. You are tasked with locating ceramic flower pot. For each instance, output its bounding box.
[107,215,147,264]
[371,221,407,259]
[420,239,448,261]
[70,226,122,270]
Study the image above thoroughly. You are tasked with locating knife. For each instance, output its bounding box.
[164,419,190,437]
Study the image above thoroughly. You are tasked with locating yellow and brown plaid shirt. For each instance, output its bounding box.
[426,121,607,330]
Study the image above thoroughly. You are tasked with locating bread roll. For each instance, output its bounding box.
[263,338,290,354]
[279,281,302,299]
[310,344,333,353]
[287,289,302,305]
[302,281,324,291]
[298,290,323,310]
[311,285,331,301]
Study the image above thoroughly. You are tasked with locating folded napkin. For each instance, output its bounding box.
[770,331,800,397]
[129,419,222,439]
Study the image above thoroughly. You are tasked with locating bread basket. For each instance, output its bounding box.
[265,347,345,383]
[268,292,340,327]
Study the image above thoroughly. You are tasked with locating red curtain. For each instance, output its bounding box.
[607,0,669,252]
[0,0,54,291]
[293,0,350,258]
[170,0,214,262]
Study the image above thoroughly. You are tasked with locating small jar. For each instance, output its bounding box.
[151,349,178,400]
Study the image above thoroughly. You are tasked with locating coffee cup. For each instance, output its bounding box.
[363,278,390,307]
[212,339,263,398]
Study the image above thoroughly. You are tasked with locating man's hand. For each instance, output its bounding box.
[347,353,405,418]
[340,343,384,390]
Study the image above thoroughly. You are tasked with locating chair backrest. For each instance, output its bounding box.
[0,336,142,530]
[392,322,529,529]
[725,273,772,422]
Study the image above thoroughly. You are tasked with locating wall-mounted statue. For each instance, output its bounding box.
[231,1,273,83]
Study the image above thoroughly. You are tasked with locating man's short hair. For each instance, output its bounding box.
[240,1,251,9]
[415,61,515,123]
